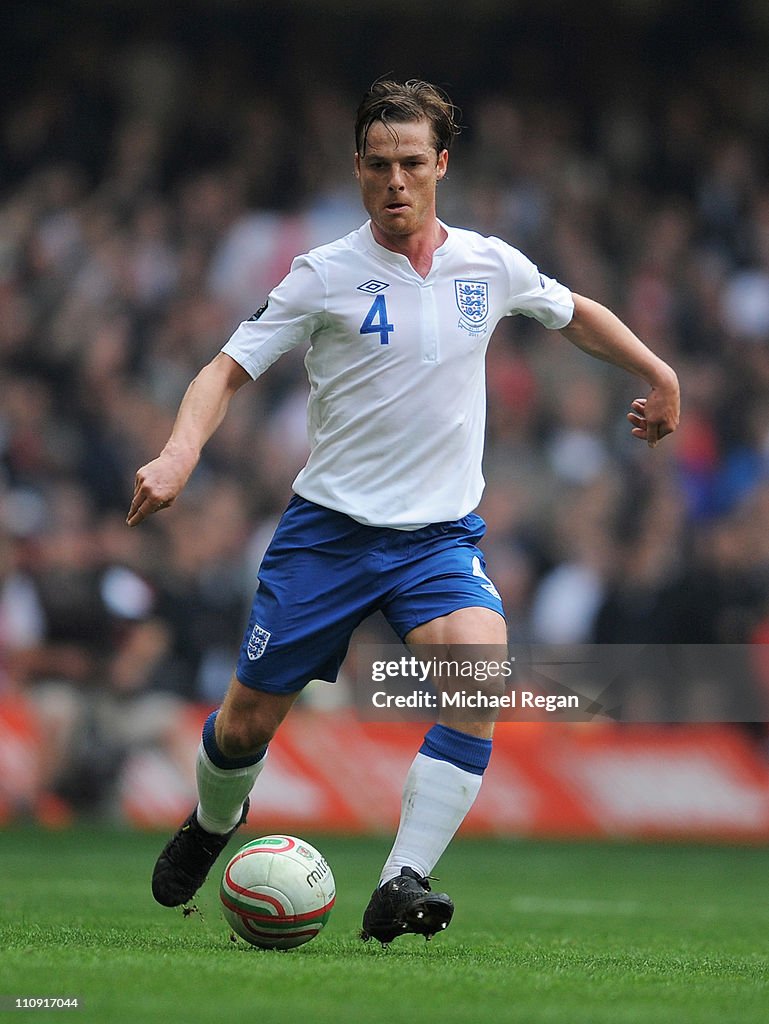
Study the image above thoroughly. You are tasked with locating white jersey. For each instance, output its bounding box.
[222,221,574,529]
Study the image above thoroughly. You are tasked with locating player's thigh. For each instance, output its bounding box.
[406,607,508,739]
[404,605,507,649]
[216,674,301,756]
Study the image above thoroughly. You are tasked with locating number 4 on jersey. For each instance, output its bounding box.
[360,294,394,345]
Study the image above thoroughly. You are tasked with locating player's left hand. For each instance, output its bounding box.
[627,382,680,448]
[126,451,194,527]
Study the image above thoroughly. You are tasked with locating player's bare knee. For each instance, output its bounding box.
[215,716,273,760]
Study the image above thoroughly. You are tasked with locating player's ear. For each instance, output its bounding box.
[354,153,361,179]
[436,149,448,180]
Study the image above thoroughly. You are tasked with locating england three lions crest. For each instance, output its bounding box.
[246,622,271,660]
[455,279,489,335]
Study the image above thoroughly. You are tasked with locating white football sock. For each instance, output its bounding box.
[379,751,483,885]
[195,742,267,834]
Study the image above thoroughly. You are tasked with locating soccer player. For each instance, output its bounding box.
[127,80,679,944]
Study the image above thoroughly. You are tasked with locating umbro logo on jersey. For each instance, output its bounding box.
[357,279,389,293]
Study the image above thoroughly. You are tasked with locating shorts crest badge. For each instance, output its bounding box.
[246,622,271,660]
[455,279,489,335]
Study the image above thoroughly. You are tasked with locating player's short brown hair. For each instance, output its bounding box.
[355,79,461,156]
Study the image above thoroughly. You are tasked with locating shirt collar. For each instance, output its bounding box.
[361,220,453,267]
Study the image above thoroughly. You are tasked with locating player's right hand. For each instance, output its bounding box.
[626,384,679,448]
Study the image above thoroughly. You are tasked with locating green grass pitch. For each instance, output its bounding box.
[2,827,768,1023]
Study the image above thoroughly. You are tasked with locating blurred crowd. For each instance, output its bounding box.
[3,10,769,817]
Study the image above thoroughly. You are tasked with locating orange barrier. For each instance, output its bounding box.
[120,707,769,841]
[3,697,769,840]
[0,696,44,822]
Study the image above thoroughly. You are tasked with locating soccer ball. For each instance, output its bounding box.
[220,835,335,950]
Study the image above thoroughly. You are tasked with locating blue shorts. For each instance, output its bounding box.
[235,495,505,694]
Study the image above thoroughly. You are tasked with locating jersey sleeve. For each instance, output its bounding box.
[497,240,574,330]
[221,257,327,379]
